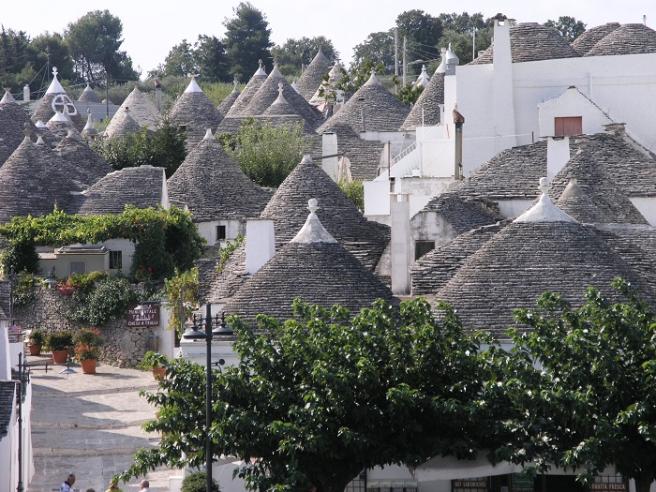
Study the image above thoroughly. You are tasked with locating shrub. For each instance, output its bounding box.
[139,350,168,370]
[71,277,140,326]
[12,272,37,307]
[74,328,104,348]
[28,329,45,346]
[46,331,74,351]
[76,346,100,361]
[338,180,364,211]
[181,472,219,492]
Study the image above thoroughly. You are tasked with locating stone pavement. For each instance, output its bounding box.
[27,356,180,491]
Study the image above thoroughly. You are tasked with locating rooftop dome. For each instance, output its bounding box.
[32,68,83,130]
[261,154,389,271]
[0,91,32,166]
[168,77,222,150]
[585,23,656,56]
[294,48,332,101]
[55,131,111,186]
[46,111,77,141]
[261,82,300,116]
[114,86,160,130]
[414,65,431,88]
[571,23,621,55]
[470,22,580,64]
[318,70,410,133]
[224,199,394,325]
[77,84,101,103]
[104,107,141,140]
[168,129,270,222]
[225,61,268,117]
[401,61,445,130]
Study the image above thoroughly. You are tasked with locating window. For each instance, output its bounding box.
[414,240,435,260]
[216,225,227,241]
[554,116,582,137]
[109,250,123,270]
[70,262,85,275]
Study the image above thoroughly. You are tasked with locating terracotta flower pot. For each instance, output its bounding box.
[28,344,41,356]
[152,366,166,381]
[52,350,68,364]
[81,359,97,374]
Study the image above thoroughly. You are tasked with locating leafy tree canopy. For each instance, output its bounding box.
[271,36,337,77]
[120,298,507,492]
[162,36,231,82]
[223,2,273,81]
[65,10,138,83]
[545,16,587,42]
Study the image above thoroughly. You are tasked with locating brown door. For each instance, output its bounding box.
[554,116,582,137]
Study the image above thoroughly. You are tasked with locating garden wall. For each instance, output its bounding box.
[15,285,160,367]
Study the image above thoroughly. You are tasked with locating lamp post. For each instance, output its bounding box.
[182,305,232,492]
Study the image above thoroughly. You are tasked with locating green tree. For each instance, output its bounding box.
[220,119,304,187]
[352,31,395,73]
[438,27,492,65]
[65,10,137,83]
[271,36,337,77]
[0,27,34,90]
[120,298,505,492]
[502,279,656,492]
[163,39,197,78]
[194,35,231,82]
[336,59,385,95]
[545,16,587,42]
[396,9,443,65]
[223,2,273,81]
[338,180,364,210]
[30,32,76,82]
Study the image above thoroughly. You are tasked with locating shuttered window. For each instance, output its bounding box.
[554,116,582,137]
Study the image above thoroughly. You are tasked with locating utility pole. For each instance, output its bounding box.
[394,28,399,77]
[472,27,477,61]
[402,36,407,88]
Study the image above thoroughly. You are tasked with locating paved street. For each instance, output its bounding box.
[27,357,179,491]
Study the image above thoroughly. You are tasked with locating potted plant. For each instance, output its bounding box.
[141,351,168,381]
[74,328,103,375]
[56,278,75,296]
[46,331,74,364]
[27,329,45,356]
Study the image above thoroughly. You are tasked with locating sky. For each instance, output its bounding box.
[3,0,655,75]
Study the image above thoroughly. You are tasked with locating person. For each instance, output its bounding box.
[138,480,150,492]
[60,474,76,492]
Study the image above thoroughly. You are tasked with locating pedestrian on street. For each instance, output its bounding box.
[138,480,150,492]
[60,473,76,492]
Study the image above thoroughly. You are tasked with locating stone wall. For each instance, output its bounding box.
[15,285,158,367]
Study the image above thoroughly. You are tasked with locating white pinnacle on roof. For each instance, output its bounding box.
[35,120,46,128]
[273,82,288,104]
[184,76,203,94]
[445,43,459,64]
[254,59,267,76]
[83,109,96,133]
[415,65,431,88]
[35,135,45,146]
[49,110,71,124]
[0,90,15,104]
[203,128,214,140]
[291,195,338,244]
[45,67,66,95]
[364,69,381,86]
[514,177,576,223]
[269,64,283,78]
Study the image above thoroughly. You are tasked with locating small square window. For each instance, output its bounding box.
[216,225,227,241]
[109,250,123,270]
[414,240,435,260]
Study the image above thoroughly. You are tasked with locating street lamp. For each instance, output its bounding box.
[182,304,232,492]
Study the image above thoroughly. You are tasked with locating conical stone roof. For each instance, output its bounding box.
[168,129,270,221]
[470,22,580,64]
[401,66,445,130]
[224,199,395,325]
[55,131,112,185]
[294,48,332,101]
[241,65,323,127]
[261,82,301,116]
[415,65,431,88]
[0,91,32,166]
[217,80,241,120]
[225,61,268,117]
[32,69,83,130]
[168,77,223,150]
[115,86,160,129]
[318,71,410,133]
[78,84,101,103]
[571,23,620,55]
[104,107,141,140]
[261,155,390,270]
[0,134,83,222]
[435,191,651,336]
[585,23,656,56]
[46,111,77,141]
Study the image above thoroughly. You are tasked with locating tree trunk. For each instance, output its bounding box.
[634,474,654,492]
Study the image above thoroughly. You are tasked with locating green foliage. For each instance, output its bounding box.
[139,350,168,370]
[203,83,238,107]
[396,83,423,104]
[545,16,587,42]
[28,329,45,346]
[74,327,104,347]
[338,180,364,211]
[70,276,140,326]
[271,36,337,77]
[438,28,492,65]
[164,268,199,334]
[46,331,74,351]
[120,298,503,491]
[223,2,273,80]
[94,119,187,177]
[181,472,220,492]
[0,207,204,282]
[68,271,107,291]
[65,9,138,83]
[194,35,231,83]
[12,272,37,307]
[501,279,656,492]
[217,235,244,273]
[396,9,443,64]
[221,119,304,187]
[337,59,386,95]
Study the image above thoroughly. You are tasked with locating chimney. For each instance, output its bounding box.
[23,84,30,102]
[390,193,412,295]
[321,134,338,180]
[245,219,275,275]
[547,137,570,181]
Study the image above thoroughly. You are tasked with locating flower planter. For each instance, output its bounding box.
[52,350,68,364]
[28,344,41,356]
[81,359,97,374]
[152,366,166,381]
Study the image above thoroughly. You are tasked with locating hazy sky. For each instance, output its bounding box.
[3,0,655,74]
